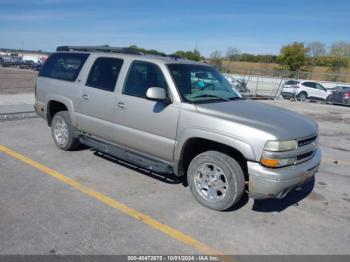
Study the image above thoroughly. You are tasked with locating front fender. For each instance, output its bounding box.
[174,128,256,174]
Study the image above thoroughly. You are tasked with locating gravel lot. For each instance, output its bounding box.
[0,67,37,95]
[0,68,36,106]
[0,98,349,256]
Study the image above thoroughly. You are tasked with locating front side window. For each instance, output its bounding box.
[39,52,89,81]
[315,83,325,91]
[123,61,167,98]
[168,64,240,103]
[86,57,123,92]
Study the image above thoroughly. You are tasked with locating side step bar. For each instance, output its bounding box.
[79,136,173,174]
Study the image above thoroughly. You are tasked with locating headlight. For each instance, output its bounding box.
[264,140,297,152]
[261,140,298,168]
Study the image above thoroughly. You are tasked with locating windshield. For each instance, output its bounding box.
[167,64,241,103]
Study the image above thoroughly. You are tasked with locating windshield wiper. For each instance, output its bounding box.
[228,96,244,100]
[191,94,231,101]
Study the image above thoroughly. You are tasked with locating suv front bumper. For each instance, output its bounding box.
[247,148,321,199]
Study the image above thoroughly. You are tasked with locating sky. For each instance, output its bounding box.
[0,0,349,56]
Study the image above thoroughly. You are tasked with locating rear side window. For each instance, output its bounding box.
[285,80,299,85]
[303,82,315,88]
[39,52,89,81]
[86,57,123,92]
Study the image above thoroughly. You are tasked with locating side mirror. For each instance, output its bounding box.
[146,87,170,103]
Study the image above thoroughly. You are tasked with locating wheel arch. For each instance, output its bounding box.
[298,91,308,97]
[46,95,76,126]
[174,129,255,179]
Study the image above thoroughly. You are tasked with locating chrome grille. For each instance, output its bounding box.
[298,135,317,147]
[297,151,313,161]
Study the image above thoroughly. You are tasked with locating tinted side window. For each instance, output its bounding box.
[285,80,298,85]
[303,82,315,88]
[315,83,325,90]
[86,57,123,92]
[39,53,89,81]
[123,61,167,98]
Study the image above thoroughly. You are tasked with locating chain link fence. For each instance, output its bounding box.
[227,69,350,99]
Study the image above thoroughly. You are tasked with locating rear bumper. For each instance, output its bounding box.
[247,148,321,199]
[34,100,46,119]
[329,97,350,105]
[281,92,295,99]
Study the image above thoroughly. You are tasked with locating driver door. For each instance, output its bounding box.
[315,83,328,100]
[114,60,180,162]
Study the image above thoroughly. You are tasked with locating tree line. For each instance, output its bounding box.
[129,41,350,74]
[129,45,202,61]
[210,41,350,73]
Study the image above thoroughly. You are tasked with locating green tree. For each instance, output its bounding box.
[277,42,309,71]
[327,56,349,72]
[128,45,165,56]
[174,49,201,61]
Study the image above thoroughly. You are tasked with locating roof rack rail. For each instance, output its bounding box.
[56,45,143,55]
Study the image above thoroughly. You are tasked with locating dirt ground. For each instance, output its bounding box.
[0,67,37,95]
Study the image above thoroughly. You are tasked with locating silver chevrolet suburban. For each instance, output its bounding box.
[35,46,321,211]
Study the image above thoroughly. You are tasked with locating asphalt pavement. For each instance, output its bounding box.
[0,100,349,256]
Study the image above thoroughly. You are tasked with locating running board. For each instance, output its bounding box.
[79,136,173,174]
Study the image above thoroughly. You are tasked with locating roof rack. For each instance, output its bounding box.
[56,45,143,55]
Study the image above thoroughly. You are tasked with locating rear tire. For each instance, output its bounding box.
[297,92,307,102]
[51,111,80,151]
[187,151,245,211]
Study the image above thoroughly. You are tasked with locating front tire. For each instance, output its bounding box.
[326,95,332,104]
[51,111,80,151]
[187,151,245,211]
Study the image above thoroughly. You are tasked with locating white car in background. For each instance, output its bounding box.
[281,80,332,102]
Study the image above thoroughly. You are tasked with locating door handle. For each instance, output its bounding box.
[82,94,89,100]
[117,102,126,109]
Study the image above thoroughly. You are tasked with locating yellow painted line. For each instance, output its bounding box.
[0,145,226,256]
[323,158,350,166]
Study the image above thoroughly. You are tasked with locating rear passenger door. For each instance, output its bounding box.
[302,82,317,99]
[114,60,180,162]
[75,57,124,142]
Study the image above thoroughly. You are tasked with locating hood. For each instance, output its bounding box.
[195,100,318,140]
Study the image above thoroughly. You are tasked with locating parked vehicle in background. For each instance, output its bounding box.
[18,60,35,69]
[326,85,350,92]
[22,55,40,64]
[224,74,250,94]
[31,62,42,71]
[281,80,332,102]
[1,57,21,68]
[35,45,321,211]
[1,60,18,67]
[327,86,350,106]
